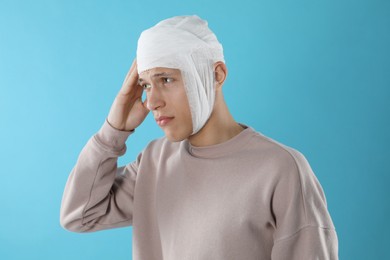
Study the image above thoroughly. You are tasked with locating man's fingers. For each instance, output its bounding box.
[133,83,144,101]
[120,59,139,95]
[124,59,137,78]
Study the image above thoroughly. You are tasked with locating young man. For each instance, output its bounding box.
[60,15,338,259]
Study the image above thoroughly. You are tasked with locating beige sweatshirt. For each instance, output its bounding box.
[60,119,338,260]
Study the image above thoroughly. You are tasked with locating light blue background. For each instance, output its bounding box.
[1,0,389,259]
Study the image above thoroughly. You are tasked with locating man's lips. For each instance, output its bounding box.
[156,116,174,127]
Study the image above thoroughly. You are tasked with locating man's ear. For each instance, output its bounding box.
[213,61,228,89]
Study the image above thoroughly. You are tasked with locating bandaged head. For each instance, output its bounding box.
[136,15,225,135]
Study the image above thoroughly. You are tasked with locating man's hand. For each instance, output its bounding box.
[107,60,149,131]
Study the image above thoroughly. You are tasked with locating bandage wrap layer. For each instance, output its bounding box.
[137,15,225,134]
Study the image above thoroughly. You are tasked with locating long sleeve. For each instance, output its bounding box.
[270,148,339,259]
[60,119,138,233]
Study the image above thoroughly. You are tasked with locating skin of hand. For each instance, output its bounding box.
[107,60,150,131]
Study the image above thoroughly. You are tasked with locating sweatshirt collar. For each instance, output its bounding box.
[185,124,255,159]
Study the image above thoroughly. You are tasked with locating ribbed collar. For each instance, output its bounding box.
[184,124,255,159]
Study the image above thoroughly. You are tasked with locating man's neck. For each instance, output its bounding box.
[188,96,244,147]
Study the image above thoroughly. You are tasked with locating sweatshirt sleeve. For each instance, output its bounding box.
[60,119,139,233]
[270,148,339,260]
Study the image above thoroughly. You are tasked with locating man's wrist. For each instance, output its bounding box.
[106,119,135,132]
[94,119,134,151]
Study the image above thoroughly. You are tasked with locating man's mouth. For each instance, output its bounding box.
[156,116,174,127]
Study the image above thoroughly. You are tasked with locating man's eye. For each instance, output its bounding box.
[142,84,151,90]
[163,78,173,83]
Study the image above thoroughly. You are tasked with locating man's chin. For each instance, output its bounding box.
[164,131,189,143]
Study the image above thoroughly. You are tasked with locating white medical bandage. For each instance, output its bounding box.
[136,15,225,135]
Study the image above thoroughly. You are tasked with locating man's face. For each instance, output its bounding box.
[139,67,193,142]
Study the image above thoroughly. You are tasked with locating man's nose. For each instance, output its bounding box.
[146,85,165,111]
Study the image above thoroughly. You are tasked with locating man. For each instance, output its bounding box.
[60,15,338,259]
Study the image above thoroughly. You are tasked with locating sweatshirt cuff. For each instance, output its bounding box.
[95,119,134,151]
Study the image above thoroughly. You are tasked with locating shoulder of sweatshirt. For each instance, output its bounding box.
[241,128,311,173]
[250,130,332,209]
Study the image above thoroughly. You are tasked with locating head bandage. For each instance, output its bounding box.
[136,15,225,135]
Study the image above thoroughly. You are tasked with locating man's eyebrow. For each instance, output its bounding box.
[152,72,173,78]
[138,72,174,84]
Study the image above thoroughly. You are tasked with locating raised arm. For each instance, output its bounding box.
[60,120,137,232]
[60,60,149,232]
